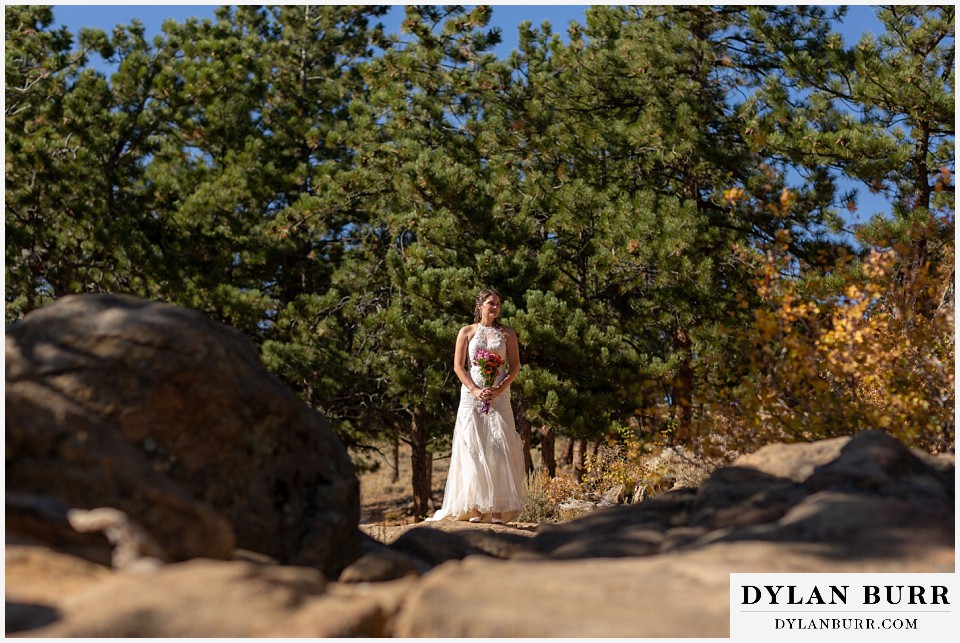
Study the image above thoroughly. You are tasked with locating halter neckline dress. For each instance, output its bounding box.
[426,324,526,522]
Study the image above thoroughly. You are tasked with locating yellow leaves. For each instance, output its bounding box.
[773,229,793,251]
[779,187,796,210]
[934,166,952,193]
[538,472,582,506]
[765,191,796,219]
[721,210,954,451]
[754,310,779,337]
[773,229,793,245]
[723,186,745,203]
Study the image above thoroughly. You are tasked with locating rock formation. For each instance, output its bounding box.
[390,431,953,637]
[6,294,360,575]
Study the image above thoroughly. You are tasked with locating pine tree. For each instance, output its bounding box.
[349,5,509,515]
[486,7,795,444]
[475,16,641,449]
[5,7,176,319]
[143,6,392,426]
[754,5,954,298]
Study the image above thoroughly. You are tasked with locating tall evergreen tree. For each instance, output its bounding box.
[350,5,508,515]
[753,4,954,294]
[5,6,177,319]
[481,6,842,445]
[143,5,392,425]
[476,16,641,451]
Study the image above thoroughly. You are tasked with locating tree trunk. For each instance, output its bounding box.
[572,438,587,483]
[540,425,556,478]
[673,325,694,444]
[391,432,400,484]
[516,393,533,474]
[560,437,574,467]
[410,405,432,518]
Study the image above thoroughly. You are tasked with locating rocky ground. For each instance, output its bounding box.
[6,295,955,637]
[9,428,953,637]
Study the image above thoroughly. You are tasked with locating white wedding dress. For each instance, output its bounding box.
[427,325,526,522]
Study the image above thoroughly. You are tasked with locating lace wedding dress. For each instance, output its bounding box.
[426,325,526,522]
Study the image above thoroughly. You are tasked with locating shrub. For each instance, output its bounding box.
[707,208,954,453]
[520,429,725,523]
[518,470,585,523]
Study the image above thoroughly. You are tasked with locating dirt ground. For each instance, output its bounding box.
[355,442,453,527]
[355,437,552,523]
[353,436,561,550]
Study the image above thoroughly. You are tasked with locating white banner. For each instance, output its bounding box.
[731,573,958,641]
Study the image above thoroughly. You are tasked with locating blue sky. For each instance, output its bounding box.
[47,3,892,226]
[50,4,594,55]
[50,3,886,49]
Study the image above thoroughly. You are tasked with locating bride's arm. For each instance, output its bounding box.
[494,327,521,395]
[453,325,482,398]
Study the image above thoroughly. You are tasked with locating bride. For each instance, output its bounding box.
[426,288,526,524]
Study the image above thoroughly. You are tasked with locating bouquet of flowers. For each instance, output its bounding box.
[473,348,506,414]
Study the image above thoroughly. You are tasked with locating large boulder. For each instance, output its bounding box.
[524,430,953,560]
[390,539,952,638]
[6,294,360,576]
[16,559,412,638]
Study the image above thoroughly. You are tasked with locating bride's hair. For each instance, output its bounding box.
[474,288,503,329]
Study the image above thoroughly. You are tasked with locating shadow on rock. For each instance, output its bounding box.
[5,601,61,634]
[524,430,954,562]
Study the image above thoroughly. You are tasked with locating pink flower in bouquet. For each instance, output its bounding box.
[472,348,506,414]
